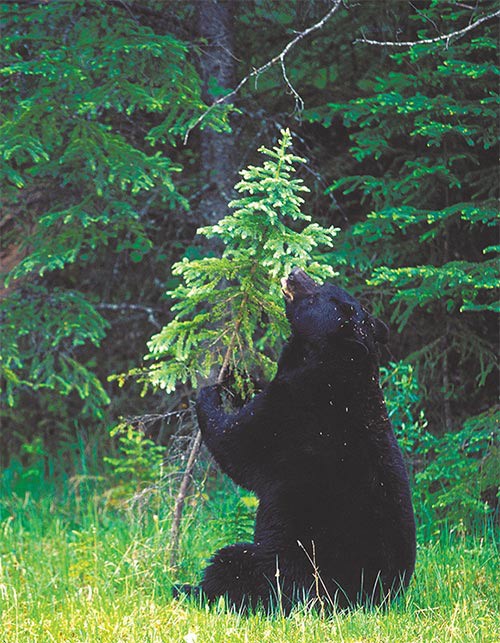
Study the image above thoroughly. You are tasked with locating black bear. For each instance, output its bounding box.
[180,268,416,612]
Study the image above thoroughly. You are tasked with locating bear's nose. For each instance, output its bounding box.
[283,268,319,300]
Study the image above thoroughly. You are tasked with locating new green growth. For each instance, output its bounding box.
[145,129,338,394]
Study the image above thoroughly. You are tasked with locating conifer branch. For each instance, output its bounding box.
[169,286,255,568]
[169,252,260,568]
[183,0,342,143]
[354,10,500,47]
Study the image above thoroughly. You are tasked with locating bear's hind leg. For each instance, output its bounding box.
[201,543,285,612]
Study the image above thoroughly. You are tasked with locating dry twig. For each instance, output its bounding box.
[354,9,500,47]
[183,0,342,143]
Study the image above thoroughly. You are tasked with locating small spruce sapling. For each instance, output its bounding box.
[145,129,337,566]
[146,128,337,396]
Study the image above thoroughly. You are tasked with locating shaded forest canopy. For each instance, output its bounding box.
[0,0,498,528]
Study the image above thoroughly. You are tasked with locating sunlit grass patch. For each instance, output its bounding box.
[0,485,498,642]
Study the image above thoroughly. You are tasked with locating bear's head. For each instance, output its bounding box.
[281,268,389,356]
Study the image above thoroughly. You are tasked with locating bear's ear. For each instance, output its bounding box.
[343,338,369,356]
[373,317,389,344]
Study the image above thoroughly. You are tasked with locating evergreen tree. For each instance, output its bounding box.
[0,0,230,457]
[313,1,499,431]
[145,129,337,395]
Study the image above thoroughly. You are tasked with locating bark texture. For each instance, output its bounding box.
[197,0,235,226]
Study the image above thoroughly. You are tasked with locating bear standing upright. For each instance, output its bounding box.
[183,268,416,612]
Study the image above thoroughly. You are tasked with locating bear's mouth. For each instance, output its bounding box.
[281,267,320,302]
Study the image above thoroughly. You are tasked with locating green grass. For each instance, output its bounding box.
[0,477,498,643]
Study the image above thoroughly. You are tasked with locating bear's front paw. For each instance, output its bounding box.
[196,386,222,432]
[196,384,221,408]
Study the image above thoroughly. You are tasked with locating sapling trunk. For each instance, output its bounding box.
[144,130,337,568]
[169,334,242,568]
[168,430,202,568]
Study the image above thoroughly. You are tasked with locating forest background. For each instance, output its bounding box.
[0,1,498,641]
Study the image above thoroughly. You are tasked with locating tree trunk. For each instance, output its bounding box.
[197,0,236,227]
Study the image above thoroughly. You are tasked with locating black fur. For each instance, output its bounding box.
[179,269,416,613]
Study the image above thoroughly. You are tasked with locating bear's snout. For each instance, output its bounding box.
[281,267,319,301]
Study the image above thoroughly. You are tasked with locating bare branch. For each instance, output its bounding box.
[280,57,304,114]
[183,0,343,144]
[123,410,191,425]
[354,9,500,47]
[96,302,163,329]
[168,428,203,568]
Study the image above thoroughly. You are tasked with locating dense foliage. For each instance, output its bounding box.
[316,1,499,431]
[1,0,498,529]
[145,129,336,395]
[1,0,230,457]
